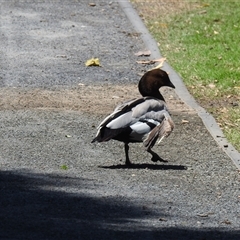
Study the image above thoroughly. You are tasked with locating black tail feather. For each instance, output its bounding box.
[91,127,127,143]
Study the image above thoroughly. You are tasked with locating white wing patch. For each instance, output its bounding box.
[130,122,151,134]
[129,119,160,141]
[106,112,134,129]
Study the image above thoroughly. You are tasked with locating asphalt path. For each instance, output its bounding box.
[0,1,239,239]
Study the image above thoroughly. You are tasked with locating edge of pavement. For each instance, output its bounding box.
[118,0,240,170]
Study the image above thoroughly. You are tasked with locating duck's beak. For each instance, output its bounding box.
[168,81,175,89]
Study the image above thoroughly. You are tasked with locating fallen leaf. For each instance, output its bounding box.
[197,213,208,217]
[224,121,235,127]
[208,83,216,88]
[137,57,166,66]
[136,60,155,64]
[197,212,214,217]
[148,58,166,71]
[153,58,166,63]
[159,218,167,222]
[220,107,227,113]
[221,219,231,225]
[153,61,165,70]
[56,55,67,58]
[181,119,189,124]
[85,58,100,66]
[134,50,151,56]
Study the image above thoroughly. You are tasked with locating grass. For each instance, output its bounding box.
[132,0,240,152]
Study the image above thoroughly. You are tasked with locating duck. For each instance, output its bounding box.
[91,69,175,165]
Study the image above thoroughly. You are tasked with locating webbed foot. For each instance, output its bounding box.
[148,149,168,163]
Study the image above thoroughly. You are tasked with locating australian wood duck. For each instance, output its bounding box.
[92,69,175,165]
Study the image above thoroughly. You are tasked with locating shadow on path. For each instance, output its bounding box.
[99,163,187,170]
[0,170,239,240]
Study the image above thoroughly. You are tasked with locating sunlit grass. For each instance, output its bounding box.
[133,0,240,151]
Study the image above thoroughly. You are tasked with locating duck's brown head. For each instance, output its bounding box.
[138,69,175,101]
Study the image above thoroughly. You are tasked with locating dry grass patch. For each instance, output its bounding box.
[0,85,189,115]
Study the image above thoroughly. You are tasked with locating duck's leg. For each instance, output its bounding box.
[147,148,168,163]
[124,143,132,165]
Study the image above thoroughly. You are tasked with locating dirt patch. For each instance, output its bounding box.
[0,85,193,115]
[198,95,240,129]
[132,0,197,20]
[199,95,240,110]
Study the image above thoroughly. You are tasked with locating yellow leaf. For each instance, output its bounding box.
[85,58,101,66]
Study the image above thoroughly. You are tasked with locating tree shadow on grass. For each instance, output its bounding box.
[0,169,239,240]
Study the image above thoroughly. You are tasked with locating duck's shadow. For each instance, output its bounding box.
[99,163,187,170]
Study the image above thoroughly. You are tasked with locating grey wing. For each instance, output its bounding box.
[96,98,139,130]
[113,98,138,112]
[107,98,168,129]
[132,98,169,121]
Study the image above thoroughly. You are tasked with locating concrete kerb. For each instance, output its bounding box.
[118,0,240,169]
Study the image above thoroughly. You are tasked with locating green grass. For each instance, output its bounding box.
[148,1,240,88]
[133,0,240,151]
[60,164,68,170]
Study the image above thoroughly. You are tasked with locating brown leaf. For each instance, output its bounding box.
[153,58,167,63]
[137,57,166,66]
[197,212,214,217]
[159,218,168,222]
[197,213,209,217]
[136,60,155,65]
[134,50,151,56]
[221,219,232,225]
[56,55,67,58]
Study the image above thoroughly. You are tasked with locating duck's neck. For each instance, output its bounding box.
[141,90,165,102]
[152,91,165,101]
